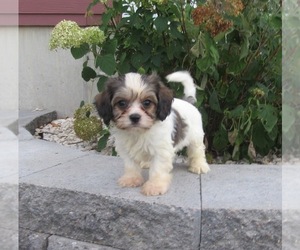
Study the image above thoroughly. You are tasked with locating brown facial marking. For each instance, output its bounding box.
[94,76,125,126]
[141,73,174,121]
[172,109,187,146]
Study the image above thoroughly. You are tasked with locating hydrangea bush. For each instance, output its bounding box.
[50,0,282,161]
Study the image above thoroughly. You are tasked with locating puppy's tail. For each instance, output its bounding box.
[166,71,196,104]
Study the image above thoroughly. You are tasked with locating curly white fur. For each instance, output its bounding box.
[107,71,210,196]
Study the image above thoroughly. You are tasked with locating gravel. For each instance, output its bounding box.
[34,118,282,165]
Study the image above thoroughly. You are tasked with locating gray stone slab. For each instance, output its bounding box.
[200,164,282,249]
[282,165,300,249]
[0,128,18,183]
[20,182,201,250]
[201,164,281,210]
[0,183,18,231]
[0,182,18,250]
[19,140,201,250]
[19,139,89,178]
[20,150,200,208]
[283,164,300,209]
[282,209,300,250]
[200,209,281,250]
[19,228,49,250]
[48,235,119,250]
[0,227,18,250]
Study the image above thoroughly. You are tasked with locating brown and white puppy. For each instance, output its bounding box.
[94,71,209,196]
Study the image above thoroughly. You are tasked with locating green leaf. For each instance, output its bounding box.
[152,54,161,67]
[170,22,184,40]
[97,132,110,152]
[169,4,181,19]
[129,13,141,28]
[131,53,143,70]
[252,121,273,155]
[232,143,240,160]
[227,57,246,75]
[154,16,168,32]
[209,45,219,64]
[232,133,243,160]
[102,39,117,54]
[71,43,90,59]
[213,126,228,151]
[96,54,116,76]
[190,41,201,58]
[196,57,213,71]
[118,60,130,74]
[270,15,282,29]
[81,66,97,82]
[243,119,252,135]
[97,76,108,92]
[100,10,114,28]
[240,37,250,60]
[228,105,244,118]
[83,60,88,68]
[200,74,208,90]
[257,104,278,133]
[209,90,222,113]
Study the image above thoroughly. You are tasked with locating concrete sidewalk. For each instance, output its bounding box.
[18,111,282,250]
[0,111,19,250]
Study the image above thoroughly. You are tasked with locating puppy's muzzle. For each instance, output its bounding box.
[129,113,141,124]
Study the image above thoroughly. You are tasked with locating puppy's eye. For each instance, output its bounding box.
[142,99,152,108]
[117,100,127,108]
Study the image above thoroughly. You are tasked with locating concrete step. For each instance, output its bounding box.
[19,110,282,250]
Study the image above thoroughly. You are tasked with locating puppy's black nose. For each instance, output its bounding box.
[129,113,141,124]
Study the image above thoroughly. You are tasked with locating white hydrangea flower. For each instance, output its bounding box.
[49,20,83,50]
[49,20,106,50]
[82,26,106,45]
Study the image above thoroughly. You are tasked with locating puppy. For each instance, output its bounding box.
[94,71,210,196]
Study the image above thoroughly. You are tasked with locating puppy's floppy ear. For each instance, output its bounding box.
[157,83,174,121]
[144,72,173,121]
[94,91,113,126]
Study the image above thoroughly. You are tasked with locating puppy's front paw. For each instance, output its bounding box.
[141,181,169,196]
[188,162,210,174]
[118,174,144,187]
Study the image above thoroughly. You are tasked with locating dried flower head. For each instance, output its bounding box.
[192,0,244,37]
[49,20,105,50]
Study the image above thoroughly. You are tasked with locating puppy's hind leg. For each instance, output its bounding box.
[187,140,210,174]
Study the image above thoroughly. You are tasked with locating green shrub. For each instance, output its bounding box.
[73,103,102,141]
[50,0,282,160]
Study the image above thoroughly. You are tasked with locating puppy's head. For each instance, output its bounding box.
[94,73,173,130]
